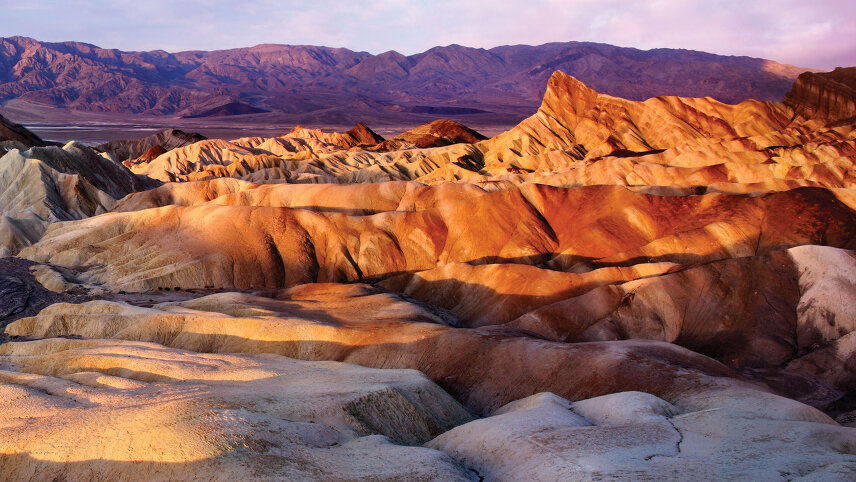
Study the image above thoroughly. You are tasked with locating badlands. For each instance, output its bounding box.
[0,67,855,480]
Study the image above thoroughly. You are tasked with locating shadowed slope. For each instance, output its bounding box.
[0,142,150,255]
[784,67,856,122]
[5,283,791,416]
[98,128,207,162]
[19,186,856,292]
[0,112,43,148]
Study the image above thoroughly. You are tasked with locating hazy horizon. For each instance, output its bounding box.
[2,0,854,70]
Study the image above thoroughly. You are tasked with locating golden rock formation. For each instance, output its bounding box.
[2,68,856,478]
[3,283,792,415]
[95,70,855,195]
[19,185,856,292]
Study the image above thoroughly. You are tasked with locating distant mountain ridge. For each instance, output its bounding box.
[0,36,810,123]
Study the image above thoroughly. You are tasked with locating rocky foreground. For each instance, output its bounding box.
[1,68,856,480]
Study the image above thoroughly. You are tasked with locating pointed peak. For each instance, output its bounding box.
[540,70,600,115]
[544,71,598,98]
[419,119,487,141]
[347,122,385,145]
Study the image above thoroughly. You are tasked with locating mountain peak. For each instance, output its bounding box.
[346,122,385,145]
[540,71,600,117]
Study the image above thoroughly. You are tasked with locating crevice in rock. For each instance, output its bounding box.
[644,419,684,461]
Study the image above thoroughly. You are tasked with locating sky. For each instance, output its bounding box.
[1,0,854,69]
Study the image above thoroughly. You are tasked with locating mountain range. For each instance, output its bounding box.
[0,36,809,124]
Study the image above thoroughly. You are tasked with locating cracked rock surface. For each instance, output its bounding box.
[0,276,29,319]
[428,391,856,480]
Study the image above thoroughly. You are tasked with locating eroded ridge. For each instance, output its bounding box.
[1,67,856,479]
